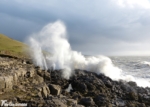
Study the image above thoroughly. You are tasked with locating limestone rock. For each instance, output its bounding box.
[4,76,13,91]
[52,99,67,107]
[34,75,44,84]
[67,99,77,106]
[0,77,5,90]
[49,84,61,95]
[41,84,50,98]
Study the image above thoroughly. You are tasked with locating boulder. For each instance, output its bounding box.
[34,75,44,84]
[43,71,51,80]
[71,81,87,93]
[37,69,44,77]
[104,80,113,88]
[128,91,138,100]
[49,84,61,95]
[67,99,77,106]
[52,99,67,107]
[42,87,47,98]
[86,82,96,91]
[36,84,50,98]
[76,105,85,107]
[137,103,146,107]
[94,94,109,106]
[80,97,95,106]
[128,81,137,87]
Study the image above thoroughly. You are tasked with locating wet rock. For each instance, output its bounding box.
[120,82,133,92]
[128,91,138,100]
[128,81,137,87]
[137,103,146,107]
[71,91,82,100]
[72,81,88,93]
[113,98,125,106]
[50,70,69,88]
[104,80,113,88]
[94,94,109,106]
[126,102,136,107]
[137,87,147,94]
[86,82,96,91]
[86,91,101,97]
[139,94,150,105]
[80,97,95,106]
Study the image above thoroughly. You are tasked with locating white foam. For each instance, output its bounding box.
[141,61,150,66]
[65,84,73,92]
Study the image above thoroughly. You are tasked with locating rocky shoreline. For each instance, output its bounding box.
[0,56,150,107]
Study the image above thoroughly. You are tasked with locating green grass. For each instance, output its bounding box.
[0,34,27,57]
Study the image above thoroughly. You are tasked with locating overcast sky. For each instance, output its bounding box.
[1,0,150,56]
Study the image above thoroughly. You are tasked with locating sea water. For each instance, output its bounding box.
[111,56,150,84]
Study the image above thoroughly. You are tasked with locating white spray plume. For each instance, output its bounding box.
[26,21,121,79]
[26,20,150,87]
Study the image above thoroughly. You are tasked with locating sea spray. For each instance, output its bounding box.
[26,20,150,87]
[28,38,48,70]
[26,21,121,79]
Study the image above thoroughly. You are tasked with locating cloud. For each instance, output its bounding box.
[0,0,150,55]
[115,0,150,9]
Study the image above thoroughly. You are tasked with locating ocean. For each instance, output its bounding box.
[110,56,150,87]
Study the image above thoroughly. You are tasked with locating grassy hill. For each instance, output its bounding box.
[0,34,27,57]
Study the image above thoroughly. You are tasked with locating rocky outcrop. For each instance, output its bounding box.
[0,56,150,107]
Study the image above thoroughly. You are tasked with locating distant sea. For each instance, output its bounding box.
[110,56,150,83]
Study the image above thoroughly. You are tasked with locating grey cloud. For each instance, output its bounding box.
[0,0,150,55]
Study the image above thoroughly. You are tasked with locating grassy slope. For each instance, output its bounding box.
[0,34,27,57]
